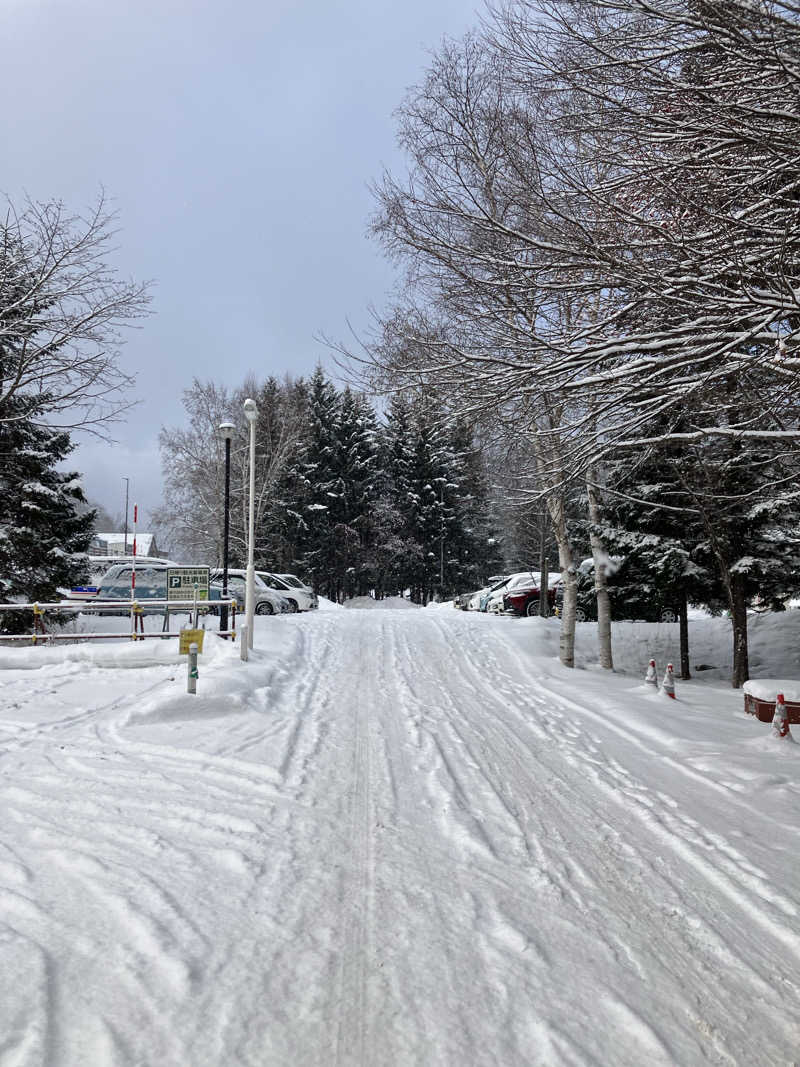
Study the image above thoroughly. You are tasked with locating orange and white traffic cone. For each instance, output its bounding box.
[771,693,794,740]
[662,663,676,699]
[645,658,658,687]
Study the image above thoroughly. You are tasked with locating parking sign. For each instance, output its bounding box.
[166,567,210,601]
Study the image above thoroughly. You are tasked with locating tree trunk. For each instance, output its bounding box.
[586,474,613,670]
[547,492,577,668]
[538,516,549,618]
[539,554,549,618]
[678,587,691,681]
[730,575,750,688]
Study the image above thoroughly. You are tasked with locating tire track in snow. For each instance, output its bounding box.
[333,614,375,1067]
[375,616,526,1063]
[437,614,800,1059]
[471,619,800,964]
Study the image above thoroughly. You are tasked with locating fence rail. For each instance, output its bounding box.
[0,598,238,645]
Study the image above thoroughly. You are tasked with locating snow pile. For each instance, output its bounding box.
[124,630,300,726]
[742,679,800,702]
[343,595,421,610]
[505,609,800,683]
[317,596,344,611]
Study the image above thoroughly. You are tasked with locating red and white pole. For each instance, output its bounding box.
[131,503,138,596]
[645,658,658,687]
[662,663,676,699]
[772,693,793,740]
[130,504,139,639]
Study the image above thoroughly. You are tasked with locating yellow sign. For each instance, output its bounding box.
[179,629,205,654]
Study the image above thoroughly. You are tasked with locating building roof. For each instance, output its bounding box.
[92,532,157,555]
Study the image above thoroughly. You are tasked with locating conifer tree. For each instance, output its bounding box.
[602,427,800,686]
[297,367,342,597]
[335,388,381,596]
[0,396,94,623]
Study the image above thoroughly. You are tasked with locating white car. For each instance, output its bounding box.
[210,570,291,615]
[257,572,318,612]
[468,586,491,611]
[64,555,181,602]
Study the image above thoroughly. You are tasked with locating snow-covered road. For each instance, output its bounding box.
[1,608,799,1065]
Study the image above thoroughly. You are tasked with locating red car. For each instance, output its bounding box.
[503,581,558,617]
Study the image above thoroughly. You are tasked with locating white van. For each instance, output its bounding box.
[257,572,318,612]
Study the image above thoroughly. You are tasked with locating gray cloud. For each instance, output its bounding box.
[1,0,478,514]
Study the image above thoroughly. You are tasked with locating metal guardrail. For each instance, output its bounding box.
[0,598,239,645]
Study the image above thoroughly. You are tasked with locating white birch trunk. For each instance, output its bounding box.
[547,492,577,668]
[586,473,613,671]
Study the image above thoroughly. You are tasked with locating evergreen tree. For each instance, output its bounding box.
[380,394,501,602]
[0,396,94,626]
[334,388,381,596]
[378,394,422,596]
[602,425,800,686]
[297,367,342,598]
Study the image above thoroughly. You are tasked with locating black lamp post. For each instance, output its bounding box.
[219,421,235,636]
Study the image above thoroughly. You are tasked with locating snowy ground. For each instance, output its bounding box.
[0,608,799,1065]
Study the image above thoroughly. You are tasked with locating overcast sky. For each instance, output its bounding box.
[0,0,479,524]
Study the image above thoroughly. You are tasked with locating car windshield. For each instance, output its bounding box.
[509,573,537,589]
[278,575,305,588]
[98,566,168,599]
[260,573,290,590]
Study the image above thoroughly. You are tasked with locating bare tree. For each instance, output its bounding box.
[152,380,234,563]
[0,193,150,431]
[153,376,309,567]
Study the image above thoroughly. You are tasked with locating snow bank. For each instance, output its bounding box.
[0,635,188,670]
[343,595,421,610]
[576,610,800,681]
[498,609,800,687]
[317,596,343,611]
[124,618,305,726]
[742,679,800,702]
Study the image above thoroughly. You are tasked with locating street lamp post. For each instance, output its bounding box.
[243,398,258,650]
[218,421,235,637]
[123,477,130,554]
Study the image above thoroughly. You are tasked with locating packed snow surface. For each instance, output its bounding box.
[1,609,799,1065]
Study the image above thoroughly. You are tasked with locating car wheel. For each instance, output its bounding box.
[575,608,587,622]
[525,600,540,617]
[256,601,273,615]
[287,599,299,613]
[660,608,678,623]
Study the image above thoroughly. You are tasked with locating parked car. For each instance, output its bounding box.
[483,572,542,613]
[92,563,183,615]
[504,576,559,617]
[210,570,291,615]
[64,556,180,602]
[467,587,490,611]
[257,571,318,612]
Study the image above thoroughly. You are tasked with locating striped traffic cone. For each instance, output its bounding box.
[772,693,793,740]
[645,659,658,687]
[662,663,676,699]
